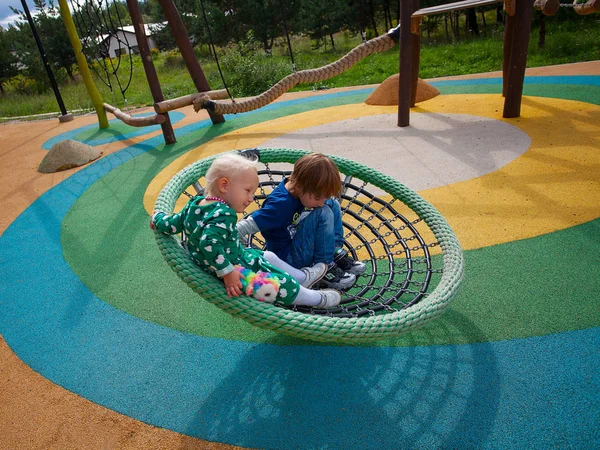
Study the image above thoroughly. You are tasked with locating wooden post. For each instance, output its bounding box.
[410,12,421,107]
[502,0,515,97]
[156,0,225,125]
[503,0,534,118]
[126,0,176,144]
[398,0,415,127]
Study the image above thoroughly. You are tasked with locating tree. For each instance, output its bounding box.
[9,0,77,86]
[298,0,347,49]
[466,8,479,36]
[0,28,20,94]
[233,0,300,54]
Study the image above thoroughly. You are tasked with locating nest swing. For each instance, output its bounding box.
[153,148,464,343]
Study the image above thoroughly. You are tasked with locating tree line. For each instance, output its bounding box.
[0,0,588,95]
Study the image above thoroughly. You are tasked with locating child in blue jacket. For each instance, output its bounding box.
[237,153,365,290]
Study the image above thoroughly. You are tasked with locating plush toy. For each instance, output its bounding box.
[235,266,280,303]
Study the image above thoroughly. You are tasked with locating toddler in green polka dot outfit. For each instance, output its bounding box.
[151,152,341,308]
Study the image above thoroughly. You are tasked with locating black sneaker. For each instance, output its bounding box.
[334,249,366,275]
[318,262,356,291]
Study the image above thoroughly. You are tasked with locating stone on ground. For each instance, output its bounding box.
[38,140,102,173]
[366,74,440,106]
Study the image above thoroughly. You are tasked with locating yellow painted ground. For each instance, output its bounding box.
[145,94,600,251]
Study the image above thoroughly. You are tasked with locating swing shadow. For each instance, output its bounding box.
[182,309,500,449]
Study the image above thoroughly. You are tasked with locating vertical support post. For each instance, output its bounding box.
[21,0,73,122]
[126,0,176,144]
[502,6,515,96]
[398,0,415,127]
[409,13,421,107]
[156,0,225,124]
[58,0,109,128]
[503,0,534,118]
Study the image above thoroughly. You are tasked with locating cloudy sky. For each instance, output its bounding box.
[0,0,37,28]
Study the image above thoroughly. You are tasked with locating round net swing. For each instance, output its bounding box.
[153,148,464,343]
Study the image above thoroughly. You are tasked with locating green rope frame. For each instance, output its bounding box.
[153,148,464,343]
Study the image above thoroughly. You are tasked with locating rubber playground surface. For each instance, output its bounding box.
[1,61,599,449]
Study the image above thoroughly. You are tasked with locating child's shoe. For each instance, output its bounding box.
[334,249,366,275]
[315,289,342,308]
[300,262,328,288]
[318,262,356,291]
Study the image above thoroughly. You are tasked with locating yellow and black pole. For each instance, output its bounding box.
[57,0,109,128]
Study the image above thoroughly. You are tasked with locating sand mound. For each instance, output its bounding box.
[366,74,440,106]
[38,140,102,173]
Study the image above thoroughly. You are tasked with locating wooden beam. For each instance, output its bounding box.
[154,90,229,114]
[413,0,502,17]
[504,0,516,16]
[573,0,600,14]
[104,103,166,127]
[533,0,560,15]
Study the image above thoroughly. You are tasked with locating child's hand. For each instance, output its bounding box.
[223,270,244,298]
[149,210,160,230]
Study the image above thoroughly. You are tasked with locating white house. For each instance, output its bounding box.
[95,23,166,58]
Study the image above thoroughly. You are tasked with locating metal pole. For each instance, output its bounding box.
[20,0,73,122]
[58,0,108,128]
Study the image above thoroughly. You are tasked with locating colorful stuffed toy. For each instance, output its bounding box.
[235,266,280,303]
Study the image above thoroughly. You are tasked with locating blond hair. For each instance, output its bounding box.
[205,152,258,195]
[289,153,342,198]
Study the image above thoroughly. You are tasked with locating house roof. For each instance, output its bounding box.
[83,22,167,46]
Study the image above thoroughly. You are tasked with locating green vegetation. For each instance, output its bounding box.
[1,16,599,120]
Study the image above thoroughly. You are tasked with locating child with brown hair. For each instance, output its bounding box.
[237,152,365,290]
[151,152,341,308]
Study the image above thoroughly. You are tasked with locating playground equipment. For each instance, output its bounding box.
[153,149,464,343]
[534,0,599,15]
[398,0,599,126]
[190,28,400,115]
[61,0,598,142]
[59,0,228,144]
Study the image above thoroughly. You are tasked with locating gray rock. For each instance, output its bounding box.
[38,140,102,173]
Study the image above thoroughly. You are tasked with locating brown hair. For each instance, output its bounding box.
[289,153,342,198]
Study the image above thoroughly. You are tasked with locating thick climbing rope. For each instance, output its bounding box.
[192,26,400,115]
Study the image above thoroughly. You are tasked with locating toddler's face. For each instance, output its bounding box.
[223,168,259,213]
[299,192,326,209]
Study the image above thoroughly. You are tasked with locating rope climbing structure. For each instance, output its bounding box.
[189,27,400,115]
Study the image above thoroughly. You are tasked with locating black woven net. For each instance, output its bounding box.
[183,160,442,318]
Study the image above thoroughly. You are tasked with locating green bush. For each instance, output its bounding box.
[163,50,185,68]
[5,74,36,94]
[220,52,291,97]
